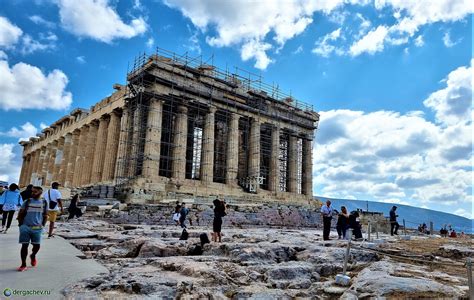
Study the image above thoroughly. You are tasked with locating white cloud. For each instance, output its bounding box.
[29,15,56,29]
[376,0,473,36]
[293,45,303,54]
[414,35,424,47]
[442,31,461,48]
[57,0,147,43]
[76,56,86,64]
[423,59,472,126]
[0,144,20,183]
[185,26,201,54]
[0,60,72,111]
[146,37,154,49]
[313,61,473,211]
[1,122,39,142]
[20,34,57,54]
[349,25,388,56]
[164,0,349,69]
[0,50,7,60]
[454,208,473,219]
[39,122,48,130]
[0,16,23,48]
[312,28,344,57]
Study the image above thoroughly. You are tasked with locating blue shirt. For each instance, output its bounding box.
[0,190,23,211]
[21,199,47,226]
[321,205,334,217]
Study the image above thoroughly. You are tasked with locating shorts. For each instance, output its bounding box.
[19,225,43,244]
[48,211,58,222]
[213,217,223,233]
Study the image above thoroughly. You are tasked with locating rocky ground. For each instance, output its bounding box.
[56,210,472,299]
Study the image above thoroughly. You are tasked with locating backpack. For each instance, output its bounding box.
[179,228,189,240]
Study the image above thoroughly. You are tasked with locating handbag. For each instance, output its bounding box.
[48,190,57,210]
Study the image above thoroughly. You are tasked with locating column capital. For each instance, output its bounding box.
[208,106,217,114]
[111,108,123,117]
[177,105,188,114]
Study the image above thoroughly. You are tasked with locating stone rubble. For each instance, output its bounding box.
[58,212,471,299]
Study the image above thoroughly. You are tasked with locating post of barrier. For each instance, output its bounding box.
[467,258,473,300]
[367,221,371,242]
[335,230,352,286]
[375,223,379,239]
[403,219,406,236]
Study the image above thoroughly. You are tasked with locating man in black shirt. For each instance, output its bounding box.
[389,206,399,236]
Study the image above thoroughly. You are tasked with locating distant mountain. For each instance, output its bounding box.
[315,196,473,234]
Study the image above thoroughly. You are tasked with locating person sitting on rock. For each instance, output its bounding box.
[449,230,457,238]
[67,194,83,220]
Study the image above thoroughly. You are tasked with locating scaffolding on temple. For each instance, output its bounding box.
[114,47,316,196]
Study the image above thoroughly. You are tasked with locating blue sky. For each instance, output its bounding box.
[0,0,472,219]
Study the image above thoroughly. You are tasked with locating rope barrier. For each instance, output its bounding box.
[352,245,466,267]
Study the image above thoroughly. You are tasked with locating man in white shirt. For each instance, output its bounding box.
[320,200,334,241]
[44,182,63,238]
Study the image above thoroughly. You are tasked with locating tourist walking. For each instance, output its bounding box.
[320,200,334,240]
[43,182,63,238]
[336,206,349,239]
[179,202,189,229]
[212,198,227,243]
[16,186,47,271]
[20,184,33,201]
[389,205,399,236]
[0,183,23,234]
[67,194,83,220]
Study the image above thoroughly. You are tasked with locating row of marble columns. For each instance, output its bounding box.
[19,109,123,188]
[122,99,313,196]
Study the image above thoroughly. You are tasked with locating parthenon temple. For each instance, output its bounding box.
[19,48,319,203]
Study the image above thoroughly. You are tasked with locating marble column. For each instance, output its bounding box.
[171,105,188,181]
[19,155,29,186]
[115,106,130,180]
[91,116,109,183]
[81,121,98,185]
[52,137,65,183]
[65,130,80,187]
[102,110,122,182]
[27,151,37,185]
[226,113,239,186]
[248,118,261,193]
[58,133,72,185]
[142,99,163,179]
[73,126,89,186]
[38,146,48,186]
[302,137,313,197]
[129,106,142,177]
[200,106,216,183]
[288,134,298,193]
[31,150,40,185]
[45,140,58,186]
[268,126,281,192]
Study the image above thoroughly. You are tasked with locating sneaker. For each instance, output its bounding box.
[17,266,28,272]
[3,229,7,234]
[30,255,37,267]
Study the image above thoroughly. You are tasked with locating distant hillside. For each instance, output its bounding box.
[315,196,473,234]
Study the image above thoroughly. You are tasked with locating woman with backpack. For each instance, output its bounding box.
[0,183,23,234]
